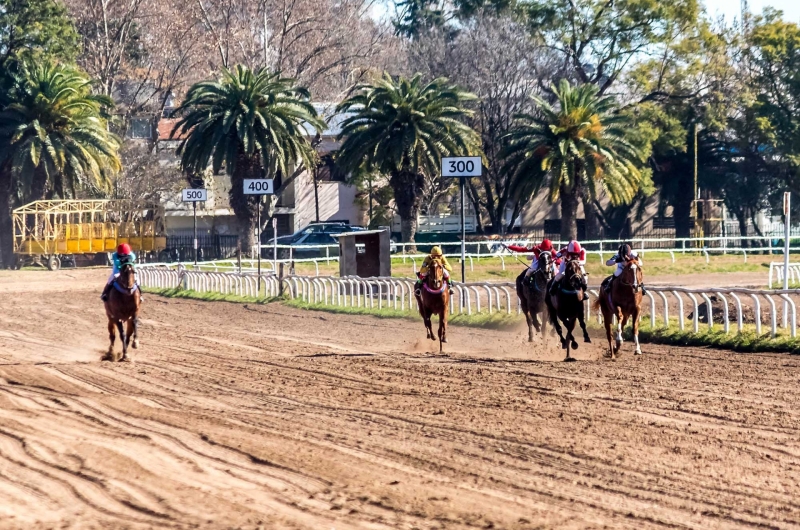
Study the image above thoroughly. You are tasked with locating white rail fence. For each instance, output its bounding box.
[139,265,800,339]
[768,262,800,289]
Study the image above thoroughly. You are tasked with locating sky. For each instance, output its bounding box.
[704,0,800,22]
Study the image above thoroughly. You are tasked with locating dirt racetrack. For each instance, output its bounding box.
[1,269,800,530]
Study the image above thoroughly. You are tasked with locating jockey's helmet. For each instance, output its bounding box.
[430,246,443,257]
[618,243,632,258]
[567,240,582,254]
[539,239,553,251]
[117,243,132,256]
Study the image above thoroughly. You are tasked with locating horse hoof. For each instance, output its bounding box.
[584,337,591,344]
[132,340,139,349]
[571,341,579,350]
[563,356,576,363]
[441,338,448,343]
[560,342,567,350]
[120,355,132,363]
[102,352,113,362]
[634,349,642,356]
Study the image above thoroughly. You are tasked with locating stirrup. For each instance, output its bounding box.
[100,293,108,301]
[415,288,421,296]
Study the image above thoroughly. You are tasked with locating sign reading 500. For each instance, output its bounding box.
[243,179,274,195]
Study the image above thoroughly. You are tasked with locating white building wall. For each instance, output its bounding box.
[292,169,364,232]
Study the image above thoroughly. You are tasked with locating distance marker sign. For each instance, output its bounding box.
[442,156,482,177]
[243,179,274,195]
[181,188,207,202]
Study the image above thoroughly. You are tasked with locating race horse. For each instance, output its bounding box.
[546,259,591,362]
[103,260,141,362]
[594,259,644,359]
[415,259,449,352]
[516,252,553,342]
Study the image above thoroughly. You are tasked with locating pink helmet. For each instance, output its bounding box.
[567,240,582,254]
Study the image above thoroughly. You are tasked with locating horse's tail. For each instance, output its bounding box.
[592,296,602,313]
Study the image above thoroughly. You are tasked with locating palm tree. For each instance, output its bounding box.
[0,60,120,199]
[503,80,648,240]
[0,59,120,267]
[335,73,482,243]
[174,65,324,254]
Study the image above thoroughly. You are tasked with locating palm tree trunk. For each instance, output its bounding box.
[0,170,14,268]
[391,169,425,245]
[228,152,261,256]
[583,194,602,241]
[560,183,580,241]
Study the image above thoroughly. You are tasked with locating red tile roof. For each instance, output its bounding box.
[157,118,189,141]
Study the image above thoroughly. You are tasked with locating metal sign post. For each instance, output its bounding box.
[442,156,482,283]
[784,192,791,327]
[272,217,278,275]
[243,179,274,296]
[181,188,208,267]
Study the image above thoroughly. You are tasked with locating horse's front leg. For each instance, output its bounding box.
[116,321,128,362]
[614,308,625,355]
[566,316,578,351]
[550,311,566,349]
[438,308,447,351]
[578,307,591,344]
[524,306,535,342]
[132,317,139,349]
[632,307,642,355]
[106,320,116,360]
[617,313,630,357]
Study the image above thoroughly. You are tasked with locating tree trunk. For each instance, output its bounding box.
[391,169,425,245]
[0,170,14,269]
[674,173,694,238]
[228,152,261,256]
[583,194,602,241]
[560,183,580,241]
[737,211,749,249]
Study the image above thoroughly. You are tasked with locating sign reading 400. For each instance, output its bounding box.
[243,179,274,195]
[441,156,482,177]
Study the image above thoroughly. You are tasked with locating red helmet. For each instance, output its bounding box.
[567,240,582,254]
[539,239,553,251]
[117,243,132,255]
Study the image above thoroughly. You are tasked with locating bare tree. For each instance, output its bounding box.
[407,13,558,233]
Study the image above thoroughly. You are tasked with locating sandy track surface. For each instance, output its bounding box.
[1,270,800,529]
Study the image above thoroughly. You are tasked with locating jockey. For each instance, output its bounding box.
[602,243,646,294]
[101,243,140,301]
[415,246,453,296]
[506,239,557,280]
[550,240,587,294]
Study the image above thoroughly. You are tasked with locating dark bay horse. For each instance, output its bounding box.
[594,259,644,359]
[104,261,141,362]
[546,260,591,362]
[415,259,449,352]
[516,252,552,342]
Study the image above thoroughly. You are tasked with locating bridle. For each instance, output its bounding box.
[425,259,445,292]
[561,260,586,294]
[618,259,642,292]
[529,253,552,292]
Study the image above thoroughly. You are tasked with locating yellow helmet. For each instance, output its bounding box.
[430,246,443,256]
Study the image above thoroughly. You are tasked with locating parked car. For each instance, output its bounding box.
[264,222,362,259]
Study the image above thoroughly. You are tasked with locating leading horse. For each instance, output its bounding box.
[546,260,591,362]
[516,252,552,342]
[594,259,644,359]
[415,259,449,352]
[104,260,141,362]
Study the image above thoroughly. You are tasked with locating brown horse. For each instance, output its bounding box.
[546,260,591,362]
[415,259,449,352]
[594,259,644,359]
[104,261,141,362]
[516,252,552,342]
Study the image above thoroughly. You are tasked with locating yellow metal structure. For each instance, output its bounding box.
[13,200,167,256]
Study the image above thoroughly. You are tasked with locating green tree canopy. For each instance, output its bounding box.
[0,0,80,68]
[336,73,482,242]
[174,65,324,254]
[503,80,650,240]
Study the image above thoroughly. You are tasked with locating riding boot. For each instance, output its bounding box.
[641,284,647,295]
[100,282,112,301]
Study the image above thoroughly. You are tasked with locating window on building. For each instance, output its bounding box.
[128,117,151,139]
